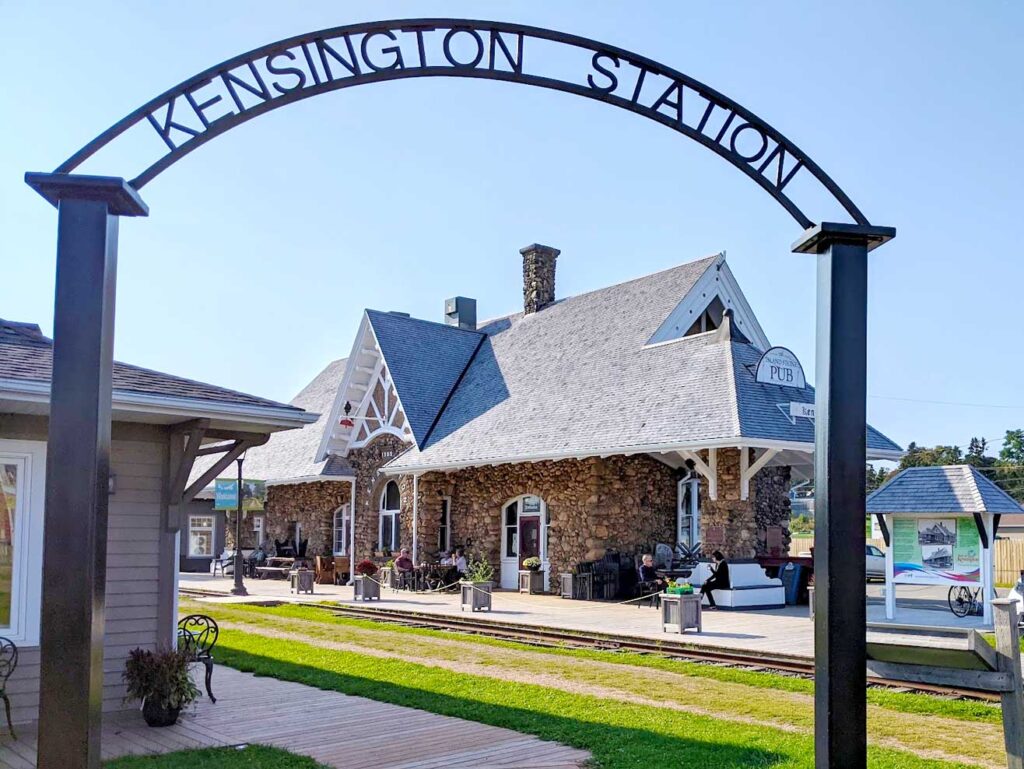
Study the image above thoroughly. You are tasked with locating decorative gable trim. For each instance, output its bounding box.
[646,254,770,351]
[315,313,413,461]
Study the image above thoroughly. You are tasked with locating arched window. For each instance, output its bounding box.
[333,505,350,556]
[379,481,401,553]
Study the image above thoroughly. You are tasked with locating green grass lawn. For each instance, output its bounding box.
[104,745,327,768]
[212,625,981,769]
[200,600,1003,725]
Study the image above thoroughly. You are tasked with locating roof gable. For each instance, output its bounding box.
[646,256,770,350]
[867,465,1023,515]
[0,318,301,413]
[366,310,483,446]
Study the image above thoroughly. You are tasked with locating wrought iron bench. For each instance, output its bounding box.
[0,636,17,737]
[177,614,219,703]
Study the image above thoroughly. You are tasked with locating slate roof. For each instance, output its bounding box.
[731,342,899,454]
[867,465,1023,515]
[366,310,483,446]
[0,319,302,412]
[385,255,900,472]
[190,358,352,486]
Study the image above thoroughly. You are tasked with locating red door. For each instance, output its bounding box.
[519,516,541,568]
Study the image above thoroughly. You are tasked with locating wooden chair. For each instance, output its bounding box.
[315,556,336,585]
[177,614,219,703]
[334,556,351,584]
[0,637,18,738]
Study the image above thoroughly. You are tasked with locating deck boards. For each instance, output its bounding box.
[0,667,588,769]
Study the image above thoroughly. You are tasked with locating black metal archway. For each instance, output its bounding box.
[24,18,893,769]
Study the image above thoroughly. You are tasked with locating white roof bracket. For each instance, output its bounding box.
[741,447,780,500]
[679,448,717,500]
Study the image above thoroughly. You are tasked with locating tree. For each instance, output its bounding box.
[965,437,996,468]
[866,464,889,493]
[994,429,1024,503]
[898,443,963,471]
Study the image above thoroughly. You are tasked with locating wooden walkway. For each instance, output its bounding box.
[0,667,589,769]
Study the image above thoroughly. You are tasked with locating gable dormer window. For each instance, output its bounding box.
[684,295,725,336]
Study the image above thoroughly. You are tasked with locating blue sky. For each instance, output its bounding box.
[2,2,1022,455]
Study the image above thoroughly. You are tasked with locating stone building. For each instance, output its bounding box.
[208,246,901,588]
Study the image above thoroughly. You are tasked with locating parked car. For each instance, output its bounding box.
[866,544,886,580]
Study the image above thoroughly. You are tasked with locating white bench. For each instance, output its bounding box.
[705,561,785,610]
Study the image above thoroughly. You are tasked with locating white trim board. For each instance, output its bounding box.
[0,439,46,646]
[646,255,770,351]
[383,438,903,475]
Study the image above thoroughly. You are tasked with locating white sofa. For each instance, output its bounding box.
[705,561,785,610]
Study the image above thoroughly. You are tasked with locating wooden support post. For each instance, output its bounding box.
[993,599,1024,769]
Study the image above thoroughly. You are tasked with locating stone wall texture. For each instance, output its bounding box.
[349,433,414,560]
[521,244,559,314]
[753,465,793,556]
[253,436,796,578]
[260,481,349,556]
[409,454,679,590]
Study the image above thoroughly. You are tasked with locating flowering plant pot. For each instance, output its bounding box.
[142,698,181,727]
[460,580,493,612]
[354,574,380,601]
[123,647,198,727]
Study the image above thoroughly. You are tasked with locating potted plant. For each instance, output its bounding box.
[460,558,494,612]
[519,556,546,594]
[354,559,380,601]
[123,647,200,727]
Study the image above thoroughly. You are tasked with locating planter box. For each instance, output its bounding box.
[354,574,380,601]
[559,572,593,600]
[519,569,546,595]
[461,581,492,611]
[661,593,702,633]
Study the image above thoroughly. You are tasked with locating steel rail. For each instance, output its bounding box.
[179,587,999,702]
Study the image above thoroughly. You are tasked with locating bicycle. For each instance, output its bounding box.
[947,585,983,618]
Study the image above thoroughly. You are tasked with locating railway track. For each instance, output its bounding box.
[180,587,1000,703]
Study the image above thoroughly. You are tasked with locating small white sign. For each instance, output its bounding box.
[755,347,806,389]
[789,402,815,419]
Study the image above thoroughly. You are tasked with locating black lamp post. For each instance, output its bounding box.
[231,452,248,597]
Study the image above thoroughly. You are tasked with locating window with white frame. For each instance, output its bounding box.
[677,478,700,550]
[188,515,216,558]
[333,505,350,556]
[252,515,264,549]
[438,497,451,553]
[379,481,401,553]
[0,440,46,645]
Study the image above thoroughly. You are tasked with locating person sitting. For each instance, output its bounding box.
[453,548,467,575]
[439,551,453,566]
[639,553,667,589]
[394,548,415,589]
[700,550,730,609]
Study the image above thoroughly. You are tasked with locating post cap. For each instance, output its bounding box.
[792,222,895,254]
[24,173,149,217]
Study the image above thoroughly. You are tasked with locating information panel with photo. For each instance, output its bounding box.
[892,516,981,585]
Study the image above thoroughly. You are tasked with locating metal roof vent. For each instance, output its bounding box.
[444,297,477,331]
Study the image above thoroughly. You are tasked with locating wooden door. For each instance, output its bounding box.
[519,515,541,568]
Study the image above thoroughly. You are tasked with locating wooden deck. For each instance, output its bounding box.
[0,666,589,768]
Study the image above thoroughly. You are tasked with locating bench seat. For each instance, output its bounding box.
[705,561,785,610]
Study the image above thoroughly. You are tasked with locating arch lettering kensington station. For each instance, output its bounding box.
[24,16,899,769]
[57,20,867,229]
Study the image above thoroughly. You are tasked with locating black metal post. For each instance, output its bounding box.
[231,456,248,596]
[793,222,894,769]
[23,174,147,769]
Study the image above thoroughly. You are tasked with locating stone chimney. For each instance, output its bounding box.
[520,243,559,314]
